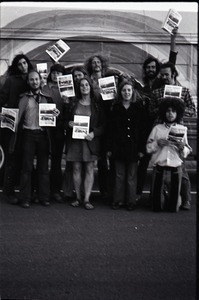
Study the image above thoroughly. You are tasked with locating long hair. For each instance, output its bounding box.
[71,76,98,108]
[115,80,143,105]
[8,54,33,76]
[71,66,88,78]
[159,97,185,123]
[84,54,109,77]
[143,56,161,83]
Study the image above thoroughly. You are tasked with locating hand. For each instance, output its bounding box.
[85,132,94,141]
[62,95,70,104]
[172,140,185,151]
[157,139,169,147]
[138,152,144,158]
[106,151,112,158]
[172,26,178,36]
[52,108,60,117]
[68,121,74,128]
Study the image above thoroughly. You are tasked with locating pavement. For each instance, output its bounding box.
[0,192,197,300]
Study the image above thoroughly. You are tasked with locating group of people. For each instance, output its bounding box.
[0,28,196,212]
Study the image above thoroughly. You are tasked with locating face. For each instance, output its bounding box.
[91,57,102,73]
[80,79,90,95]
[160,67,174,85]
[17,58,28,74]
[51,71,63,83]
[73,70,84,82]
[165,107,177,123]
[145,61,157,79]
[121,84,133,101]
[28,72,41,91]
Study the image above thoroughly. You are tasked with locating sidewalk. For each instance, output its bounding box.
[0,193,197,300]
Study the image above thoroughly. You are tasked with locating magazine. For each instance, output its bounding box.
[162,9,182,35]
[167,125,186,143]
[0,107,19,132]
[163,85,182,98]
[98,76,117,100]
[39,103,58,127]
[46,39,70,62]
[72,115,90,139]
[36,63,48,85]
[57,74,75,98]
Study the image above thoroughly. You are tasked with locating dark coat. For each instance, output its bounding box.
[64,100,106,157]
[108,101,146,162]
[0,75,29,108]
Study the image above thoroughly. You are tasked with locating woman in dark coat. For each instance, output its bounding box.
[107,80,147,210]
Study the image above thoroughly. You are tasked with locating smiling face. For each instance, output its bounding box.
[28,71,41,92]
[165,107,177,123]
[80,79,91,95]
[145,61,157,79]
[91,56,102,73]
[121,84,133,101]
[17,58,29,74]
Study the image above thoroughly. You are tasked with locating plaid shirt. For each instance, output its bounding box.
[149,83,196,120]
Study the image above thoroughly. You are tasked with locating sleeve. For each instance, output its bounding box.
[0,77,11,107]
[183,89,196,117]
[169,50,178,65]
[146,126,159,154]
[182,127,192,158]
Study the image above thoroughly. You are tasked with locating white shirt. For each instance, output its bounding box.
[146,123,191,167]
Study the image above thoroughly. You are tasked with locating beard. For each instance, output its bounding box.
[146,71,157,80]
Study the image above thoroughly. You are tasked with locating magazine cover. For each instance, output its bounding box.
[0,107,19,132]
[39,103,58,127]
[98,76,117,100]
[162,9,182,35]
[46,39,70,62]
[163,85,182,98]
[72,115,90,139]
[167,125,187,143]
[36,63,48,85]
[57,74,75,98]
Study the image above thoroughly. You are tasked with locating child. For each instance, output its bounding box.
[146,97,191,212]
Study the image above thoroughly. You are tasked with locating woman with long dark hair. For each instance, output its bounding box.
[64,76,105,209]
[0,54,33,204]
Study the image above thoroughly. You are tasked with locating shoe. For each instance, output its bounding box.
[40,200,50,207]
[84,201,94,210]
[180,201,191,211]
[7,194,19,205]
[21,201,30,208]
[126,203,137,211]
[71,199,81,207]
[112,202,123,209]
[53,193,64,203]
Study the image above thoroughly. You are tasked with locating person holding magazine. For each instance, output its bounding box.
[64,76,105,210]
[106,80,147,211]
[62,65,88,202]
[15,70,56,208]
[146,97,191,212]
[42,63,66,203]
[136,26,179,203]
[0,54,33,204]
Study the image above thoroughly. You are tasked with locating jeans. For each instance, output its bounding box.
[113,160,138,205]
[19,130,50,203]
